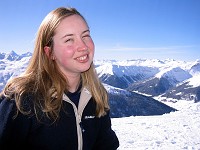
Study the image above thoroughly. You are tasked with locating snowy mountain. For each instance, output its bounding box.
[95,60,159,89]
[0,51,31,90]
[157,74,200,103]
[127,67,192,96]
[105,84,176,117]
[1,51,200,117]
[1,51,199,149]
[95,59,200,102]
[106,60,200,148]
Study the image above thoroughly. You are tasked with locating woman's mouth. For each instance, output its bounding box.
[76,55,88,61]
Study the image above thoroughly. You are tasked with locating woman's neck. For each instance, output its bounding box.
[67,74,81,93]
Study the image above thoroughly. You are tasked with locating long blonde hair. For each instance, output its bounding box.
[2,7,109,122]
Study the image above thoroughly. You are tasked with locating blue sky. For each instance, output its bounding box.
[0,0,199,61]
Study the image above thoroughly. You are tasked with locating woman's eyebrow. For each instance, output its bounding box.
[82,29,90,34]
[61,33,73,39]
[61,29,90,39]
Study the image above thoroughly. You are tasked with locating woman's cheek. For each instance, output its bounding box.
[88,40,95,51]
[64,49,75,57]
[54,46,75,62]
[60,45,75,58]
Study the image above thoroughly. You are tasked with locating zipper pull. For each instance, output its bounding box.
[79,122,85,132]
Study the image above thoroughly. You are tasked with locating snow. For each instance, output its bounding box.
[95,63,114,76]
[155,67,192,83]
[186,74,200,88]
[111,101,200,150]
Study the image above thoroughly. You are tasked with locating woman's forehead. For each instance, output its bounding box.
[54,15,89,37]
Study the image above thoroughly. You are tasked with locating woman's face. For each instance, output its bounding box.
[51,14,94,78]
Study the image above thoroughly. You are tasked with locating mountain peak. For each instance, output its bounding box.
[4,50,19,61]
[9,50,18,55]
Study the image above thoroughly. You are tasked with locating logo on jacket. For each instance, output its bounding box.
[84,116,95,119]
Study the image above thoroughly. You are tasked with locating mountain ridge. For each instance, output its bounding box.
[1,51,199,117]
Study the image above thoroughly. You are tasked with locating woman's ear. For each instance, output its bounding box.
[44,46,55,60]
[44,46,50,58]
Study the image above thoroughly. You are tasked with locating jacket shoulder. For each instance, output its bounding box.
[0,95,15,123]
[0,95,15,141]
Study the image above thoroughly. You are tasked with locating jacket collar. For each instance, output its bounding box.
[63,87,92,115]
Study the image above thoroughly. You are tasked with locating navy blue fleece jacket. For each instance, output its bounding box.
[0,87,119,150]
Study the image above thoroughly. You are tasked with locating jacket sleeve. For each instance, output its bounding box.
[94,110,119,150]
[0,96,14,144]
[0,96,31,149]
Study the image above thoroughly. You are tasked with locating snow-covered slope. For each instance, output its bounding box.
[96,63,159,88]
[0,51,31,90]
[112,101,200,150]
[128,67,192,96]
[158,73,200,102]
[95,58,200,101]
[105,84,176,117]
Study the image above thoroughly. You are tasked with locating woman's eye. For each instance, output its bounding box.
[65,39,73,43]
[83,34,91,39]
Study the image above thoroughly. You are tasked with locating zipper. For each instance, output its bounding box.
[62,87,92,150]
[75,107,83,150]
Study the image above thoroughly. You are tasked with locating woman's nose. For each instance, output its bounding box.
[77,39,88,51]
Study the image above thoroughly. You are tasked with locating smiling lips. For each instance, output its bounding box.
[76,54,88,62]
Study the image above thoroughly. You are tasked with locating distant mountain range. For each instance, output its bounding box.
[1,51,199,117]
[95,59,200,103]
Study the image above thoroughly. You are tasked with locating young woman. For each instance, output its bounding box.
[0,7,119,150]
